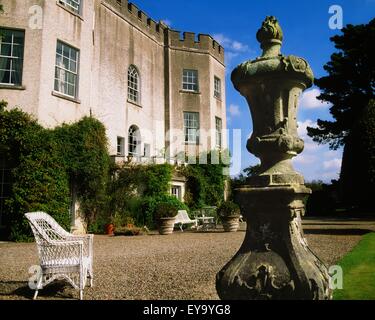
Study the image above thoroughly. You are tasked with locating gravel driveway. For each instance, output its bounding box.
[1,218,374,300]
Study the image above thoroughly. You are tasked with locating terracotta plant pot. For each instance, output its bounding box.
[105,223,115,236]
[157,217,176,235]
[222,216,240,232]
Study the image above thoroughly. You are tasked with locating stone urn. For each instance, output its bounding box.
[157,217,176,235]
[222,216,241,232]
[218,201,242,232]
[216,16,331,300]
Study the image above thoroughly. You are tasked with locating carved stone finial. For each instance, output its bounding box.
[256,16,283,57]
[257,16,283,43]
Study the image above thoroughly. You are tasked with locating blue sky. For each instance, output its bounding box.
[134,0,374,182]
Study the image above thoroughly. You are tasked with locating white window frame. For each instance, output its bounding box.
[0,28,25,86]
[128,65,140,104]
[54,41,79,98]
[184,112,200,145]
[117,137,125,156]
[215,117,223,149]
[171,185,182,201]
[182,69,199,92]
[214,76,221,99]
[59,0,82,15]
[128,125,141,157]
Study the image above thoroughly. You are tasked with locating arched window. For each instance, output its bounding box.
[128,125,141,157]
[128,65,140,104]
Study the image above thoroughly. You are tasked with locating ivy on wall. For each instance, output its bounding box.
[0,101,110,241]
[182,151,228,209]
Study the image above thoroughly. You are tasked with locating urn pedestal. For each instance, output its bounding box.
[216,16,331,300]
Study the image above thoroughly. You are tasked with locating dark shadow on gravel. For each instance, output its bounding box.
[304,229,373,236]
[0,281,74,300]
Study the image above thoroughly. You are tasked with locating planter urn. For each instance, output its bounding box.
[216,16,331,300]
[158,217,176,235]
[105,223,115,236]
[222,216,241,232]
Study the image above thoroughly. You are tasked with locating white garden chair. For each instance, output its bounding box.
[174,210,198,231]
[25,212,94,300]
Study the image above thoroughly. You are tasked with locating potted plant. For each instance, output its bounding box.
[218,201,241,232]
[155,202,178,235]
[105,221,115,236]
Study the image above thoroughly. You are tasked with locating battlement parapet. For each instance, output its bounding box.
[167,30,224,64]
[103,0,225,63]
[103,0,167,42]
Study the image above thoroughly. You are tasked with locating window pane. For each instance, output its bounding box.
[57,42,63,54]
[0,44,11,57]
[184,112,200,144]
[0,70,10,84]
[215,77,221,98]
[55,41,79,97]
[128,65,140,103]
[1,31,13,44]
[12,44,24,59]
[60,0,81,14]
[63,44,70,58]
[63,57,70,70]
[182,70,198,92]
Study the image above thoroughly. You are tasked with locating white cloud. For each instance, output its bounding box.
[213,34,250,53]
[293,155,317,165]
[225,52,239,68]
[323,158,342,171]
[292,119,343,182]
[304,141,321,152]
[229,104,241,117]
[161,19,172,27]
[297,119,317,139]
[300,89,331,110]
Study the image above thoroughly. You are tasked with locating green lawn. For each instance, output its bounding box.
[334,233,375,300]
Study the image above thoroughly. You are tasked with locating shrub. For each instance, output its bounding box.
[217,201,241,219]
[182,150,228,209]
[155,203,179,220]
[115,226,143,236]
[141,195,188,229]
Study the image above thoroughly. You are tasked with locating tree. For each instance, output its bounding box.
[307,18,375,150]
[340,100,375,212]
[307,19,375,212]
[230,164,260,190]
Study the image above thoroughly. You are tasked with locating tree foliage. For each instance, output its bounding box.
[340,100,375,211]
[307,18,375,150]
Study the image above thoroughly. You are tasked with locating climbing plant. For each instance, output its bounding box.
[0,101,110,241]
[181,150,229,209]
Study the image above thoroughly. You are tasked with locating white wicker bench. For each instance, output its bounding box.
[174,210,197,232]
[25,212,94,300]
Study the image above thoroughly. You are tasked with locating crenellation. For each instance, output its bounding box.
[147,18,156,29]
[127,2,138,13]
[197,34,211,49]
[102,0,224,63]
[137,10,148,24]
[183,32,197,47]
